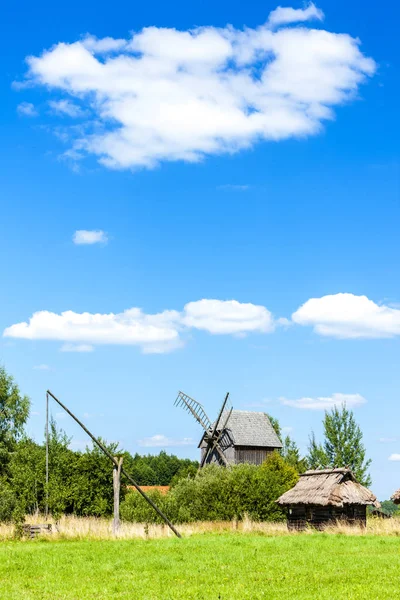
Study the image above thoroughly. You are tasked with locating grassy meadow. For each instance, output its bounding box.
[1,519,400,599]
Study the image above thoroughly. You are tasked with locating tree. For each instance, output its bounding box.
[0,366,30,476]
[281,435,308,473]
[267,413,307,473]
[379,500,400,517]
[307,405,372,486]
[121,454,299,524]
[9,438,45,515]
[306,432,328,469]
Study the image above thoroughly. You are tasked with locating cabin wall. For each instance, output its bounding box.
[200,444,275,466]
[234,446,274,466]
[200,444,235,465]
[286,504,367,530]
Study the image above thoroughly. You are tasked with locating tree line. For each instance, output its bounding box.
[0,364,381,524]
[0,366,198,522]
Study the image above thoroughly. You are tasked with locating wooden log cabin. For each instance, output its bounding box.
[277,468,379,530]
[199,410,282,466]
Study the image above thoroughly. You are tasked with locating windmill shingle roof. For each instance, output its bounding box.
[225,410,282,448]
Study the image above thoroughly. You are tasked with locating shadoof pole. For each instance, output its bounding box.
[46,390,181,539]
[113,456,123,536]
[45,392,49,519]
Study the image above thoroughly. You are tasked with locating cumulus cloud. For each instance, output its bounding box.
[3,299,275,353]
[137,434,195,448]
[20,5,375,169]
[182,299,274,335]
[280,392,366,410]
[73,230,108,245]
[60,343,94,352]
[389,454,400,462]
[17,102,38,117]
[292,293,400,338]
[268,3,324,27]
[49,99,85,117]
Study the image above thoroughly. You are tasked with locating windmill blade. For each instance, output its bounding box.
[216,405,233,446]
[200,393,231,468]
[175,391,212,433]
[200,406,233,468]
[209,392,230,441]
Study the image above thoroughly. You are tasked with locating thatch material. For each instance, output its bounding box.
[391,489,400,505]
[277,468,379,507]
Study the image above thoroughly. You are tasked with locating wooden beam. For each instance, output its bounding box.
[113,456,123,535]
[46,390,181,538]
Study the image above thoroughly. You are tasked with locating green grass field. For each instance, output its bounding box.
[1,533,400,599]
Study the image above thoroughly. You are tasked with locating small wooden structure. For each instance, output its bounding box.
[391,489,400,505]
[277,468,379,530]
[370,508,392,519]
[23,524,52,539]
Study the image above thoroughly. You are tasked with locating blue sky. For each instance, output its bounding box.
[1,1,399,499]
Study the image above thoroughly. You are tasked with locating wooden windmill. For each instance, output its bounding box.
[174,391,233,467]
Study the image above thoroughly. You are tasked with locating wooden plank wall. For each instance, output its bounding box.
[234,446,274,465]
[286,505,367,530]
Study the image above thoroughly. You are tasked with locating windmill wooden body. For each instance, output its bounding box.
[175,391,282,466]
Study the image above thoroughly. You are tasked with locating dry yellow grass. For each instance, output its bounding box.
[1,514,400,541]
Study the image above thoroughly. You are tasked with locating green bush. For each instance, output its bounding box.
[121,453,298,524]
[120,489,176,524]
[0,480,16,522]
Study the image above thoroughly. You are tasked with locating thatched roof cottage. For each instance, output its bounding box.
[277,468,379,529]
[391,489,400,504]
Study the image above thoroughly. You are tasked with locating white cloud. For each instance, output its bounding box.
[292,293,400,339]
[268,3,324,27]
[379,437,398,443]
[389,454,400,462]
[182,299,274,335]
[81,35,128,53]
[73,230,108,245]
[137,434,195,448]
[60,343,94,352]
[55,411,66,420]
[280,392,366,410]
[49,99,85,117]
[21,6,375,169]
[17,102,38,117]
[33,363,50,370]
[3,299,276,353]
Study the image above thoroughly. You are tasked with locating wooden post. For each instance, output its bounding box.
[45,393,49,519]
[113,456,123,536]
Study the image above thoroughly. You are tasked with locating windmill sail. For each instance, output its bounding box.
[174,391,212,433]
[200,393,232,467]
[175,390,233,467]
